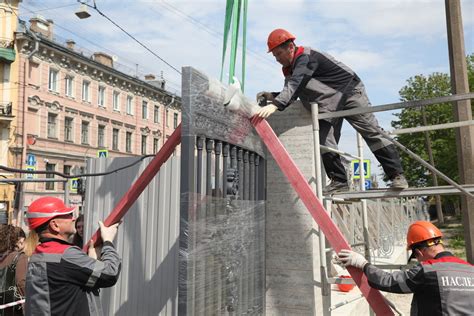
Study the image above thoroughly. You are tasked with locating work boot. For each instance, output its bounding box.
[390,174,408,189]
[323,180,349,195]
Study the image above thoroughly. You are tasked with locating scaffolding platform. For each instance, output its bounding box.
[331,184,474,200]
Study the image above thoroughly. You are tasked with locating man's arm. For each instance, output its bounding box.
[62,243,121,289]
[363,263,424,294]
[273,54,315,110]
[61,220,121,289]
[337,249,424,294]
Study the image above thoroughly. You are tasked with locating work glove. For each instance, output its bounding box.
[256,91,275,105]
[336,249,368,269]
[99,220,120,243]
[255,104,278,119]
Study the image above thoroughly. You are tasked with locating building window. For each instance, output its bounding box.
[98,125,105,148]
[65,76,74,97]
[166,109,169,127]
[173,113,179,129]
[126,96,133,115]
[98,86,106,107]
[154,105,160,123]
[113,91,120,111]
[48,68,59,92]
[141,135,147,155]
[112,128,119,151]
[81,121,89,144]
[153,138,159,153]
[47,113,57,138]
[142,100,148,119]
[63,165,71,190]
[45,163,55,191]
[64,117,73,142]
[126,131,132,153]
[82,80,90,102]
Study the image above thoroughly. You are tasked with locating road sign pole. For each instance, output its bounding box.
[64,180,69,208]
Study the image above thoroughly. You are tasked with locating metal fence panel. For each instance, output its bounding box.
[331,198,428,258]
[179,67,266,315]
[83,156,180,316]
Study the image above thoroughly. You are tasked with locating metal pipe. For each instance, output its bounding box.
[318,93,474,120]
[311,103,331,310]
[333,184,474,199]
[357,133,371,261]
[356,133,374,316]
[64,178,69,206]
[320,145,362,160]
[328,294,364,311]
[377,128,474,198]
[26,21,40,60]
[0,179,68,183]
[390,120,474,135]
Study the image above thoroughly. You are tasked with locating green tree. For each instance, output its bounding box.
[391,54,474,187]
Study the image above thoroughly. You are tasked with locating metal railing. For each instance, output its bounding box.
[312,92,474,315]
[332,198,428,258]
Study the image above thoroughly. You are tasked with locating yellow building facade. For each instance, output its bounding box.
[0,0,21,223]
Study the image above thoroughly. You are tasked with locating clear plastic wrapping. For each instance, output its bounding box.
[179,192,265,315]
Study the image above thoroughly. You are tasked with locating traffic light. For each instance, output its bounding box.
[77,178,86,197]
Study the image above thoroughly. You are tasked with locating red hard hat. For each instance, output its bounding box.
[26,196,75,230]
[406,221,443,250]
[267,28,296,52]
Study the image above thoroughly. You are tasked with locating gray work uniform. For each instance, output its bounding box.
[364,251,474,315]
[25,238,121,316]
[272,46,403,182]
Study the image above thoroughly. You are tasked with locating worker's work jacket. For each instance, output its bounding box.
[25,238,121,316]
[273,46,362,114]
[363,251,474,315]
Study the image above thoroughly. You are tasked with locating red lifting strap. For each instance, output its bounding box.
[251,117,394,316]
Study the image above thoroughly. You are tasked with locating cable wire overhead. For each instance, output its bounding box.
[79,0,181,75]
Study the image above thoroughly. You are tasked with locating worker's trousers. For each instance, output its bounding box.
[319,83,404,183]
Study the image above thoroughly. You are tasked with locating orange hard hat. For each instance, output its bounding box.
[406,221,443,250]
[267,28,296,52]
[26,196,75,230]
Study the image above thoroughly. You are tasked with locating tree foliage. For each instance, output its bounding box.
[391,54,474,188]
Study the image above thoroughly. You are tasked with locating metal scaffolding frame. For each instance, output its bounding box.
[312,92,474,315]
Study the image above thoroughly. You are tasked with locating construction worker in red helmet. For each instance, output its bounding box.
[256,28,408,194]
[24,196,122,315]
[336,221,474,315]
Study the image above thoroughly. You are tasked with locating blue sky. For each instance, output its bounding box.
[18,0,474,183]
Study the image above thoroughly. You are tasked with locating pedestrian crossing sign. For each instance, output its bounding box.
[97,149,108,158]
[25,166,36,179]
[70,178,79,193]
[352,159,371,179]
